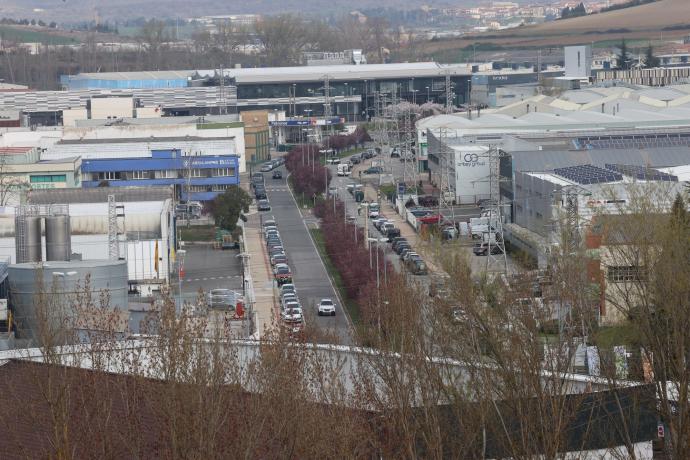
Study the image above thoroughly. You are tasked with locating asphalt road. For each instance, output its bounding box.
[263,167,353,345]
[179,245,244,303]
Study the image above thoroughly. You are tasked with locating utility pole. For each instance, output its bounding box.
[485,145,507,274]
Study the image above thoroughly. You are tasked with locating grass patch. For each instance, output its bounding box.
[310,228,362,325]
[0,25,78,44]
[179,225,216,242]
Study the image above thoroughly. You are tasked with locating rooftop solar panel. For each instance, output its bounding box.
[604,164,678,182]
[576,133,690,150]
[553,164,623,185]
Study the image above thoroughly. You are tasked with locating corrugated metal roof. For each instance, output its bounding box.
[27,186,173,204]
[511,146,690,172]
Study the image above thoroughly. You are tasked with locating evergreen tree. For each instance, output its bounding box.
[617,39,630,70]
[644,44,660,68]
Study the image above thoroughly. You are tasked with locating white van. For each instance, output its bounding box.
[337,163,351,176]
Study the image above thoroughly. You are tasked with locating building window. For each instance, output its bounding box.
[212,184,231,192]
[30,174,66,183]
[97,172,122,181]
[213,167,235,177]
[607,265,646,282]
[155,170,176,179]
[189,168,204,178]
[132,170,149,180]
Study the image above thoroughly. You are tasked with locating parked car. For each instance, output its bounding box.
[317,298,336,316]
[281,293,299,309]
[368,203,380,218]
[274,263,293,284]
[260,162,274,172]
[391,237,407,250]
[364,166,383,174]
[281,306,304,323]
[280,283,297,296]
[408,258,428,275]
[272,170,283,179]
[386,227,401,242]
[473,242,504,256]
[381,222,395,235]
[395,246,411,258]
[258,199,271,211]
[208,289,235,309]
[350,156,361,164]
[271,253,288,266]
[255,188,267,200]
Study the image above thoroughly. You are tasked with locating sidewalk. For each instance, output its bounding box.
[244,211,277,338]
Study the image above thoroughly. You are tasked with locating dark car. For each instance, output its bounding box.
[258,199,271,211]
[350,156,361,164]
[394,243,411,255]
[254,187,267,200]
[272,170,283,179]
[391,237,407,250]
[364,166,383,174]
[386,227,401,242]
[473,242,504,256]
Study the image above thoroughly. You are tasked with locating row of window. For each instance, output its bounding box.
[187,184,234,192]
[30,174,67,183]
[95,168,235,182]
[607,265,647,283]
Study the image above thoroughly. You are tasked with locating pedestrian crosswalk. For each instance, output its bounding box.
[266,187,289,192]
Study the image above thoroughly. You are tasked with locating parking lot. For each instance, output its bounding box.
[178,244,244,304]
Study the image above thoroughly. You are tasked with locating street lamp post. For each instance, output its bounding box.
[426,86,430,102]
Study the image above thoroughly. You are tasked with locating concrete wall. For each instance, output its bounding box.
[90,96,134,120]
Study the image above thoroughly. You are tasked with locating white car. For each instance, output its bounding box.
[318,298,336,316]
[281,306,304,323]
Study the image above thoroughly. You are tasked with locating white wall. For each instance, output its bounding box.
[565,45,592,79]
[452,145,490,204]
[90,96,133,120]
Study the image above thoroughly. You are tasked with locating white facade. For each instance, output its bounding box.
[565,45,592,79]
[90,96,133,120]
[451,145,490,204]
[0,199,173,282]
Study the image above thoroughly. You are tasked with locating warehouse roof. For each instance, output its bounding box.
[207,62,473,83]
[27,186,174,204]
[510,146,690,172]
[67,70,195,81]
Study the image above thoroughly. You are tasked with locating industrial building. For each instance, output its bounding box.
[420,86,690,325]
[0,87,236,127]
[0,187,174,288]
[0,147,81,206]
[62,62,478,122]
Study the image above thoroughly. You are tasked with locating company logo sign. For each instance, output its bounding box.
[457,152,485,168]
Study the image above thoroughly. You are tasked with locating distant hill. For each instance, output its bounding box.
[1,0,482,22]
[424,0,690,53]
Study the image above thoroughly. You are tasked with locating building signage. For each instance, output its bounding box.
[457,153,486,168]
[182,158,235,168]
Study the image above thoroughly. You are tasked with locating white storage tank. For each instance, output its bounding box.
[8,259,128,343]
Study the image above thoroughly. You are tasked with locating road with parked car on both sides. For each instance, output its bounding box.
[259,164,354,345]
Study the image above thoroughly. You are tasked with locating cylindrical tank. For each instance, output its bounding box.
[24,217,43,263]
[8,260,129,342]
[45,215,71,262]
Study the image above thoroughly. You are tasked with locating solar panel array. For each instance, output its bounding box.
[553,164,623,185]
[576,133,690,150]
[604,164,678,182]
